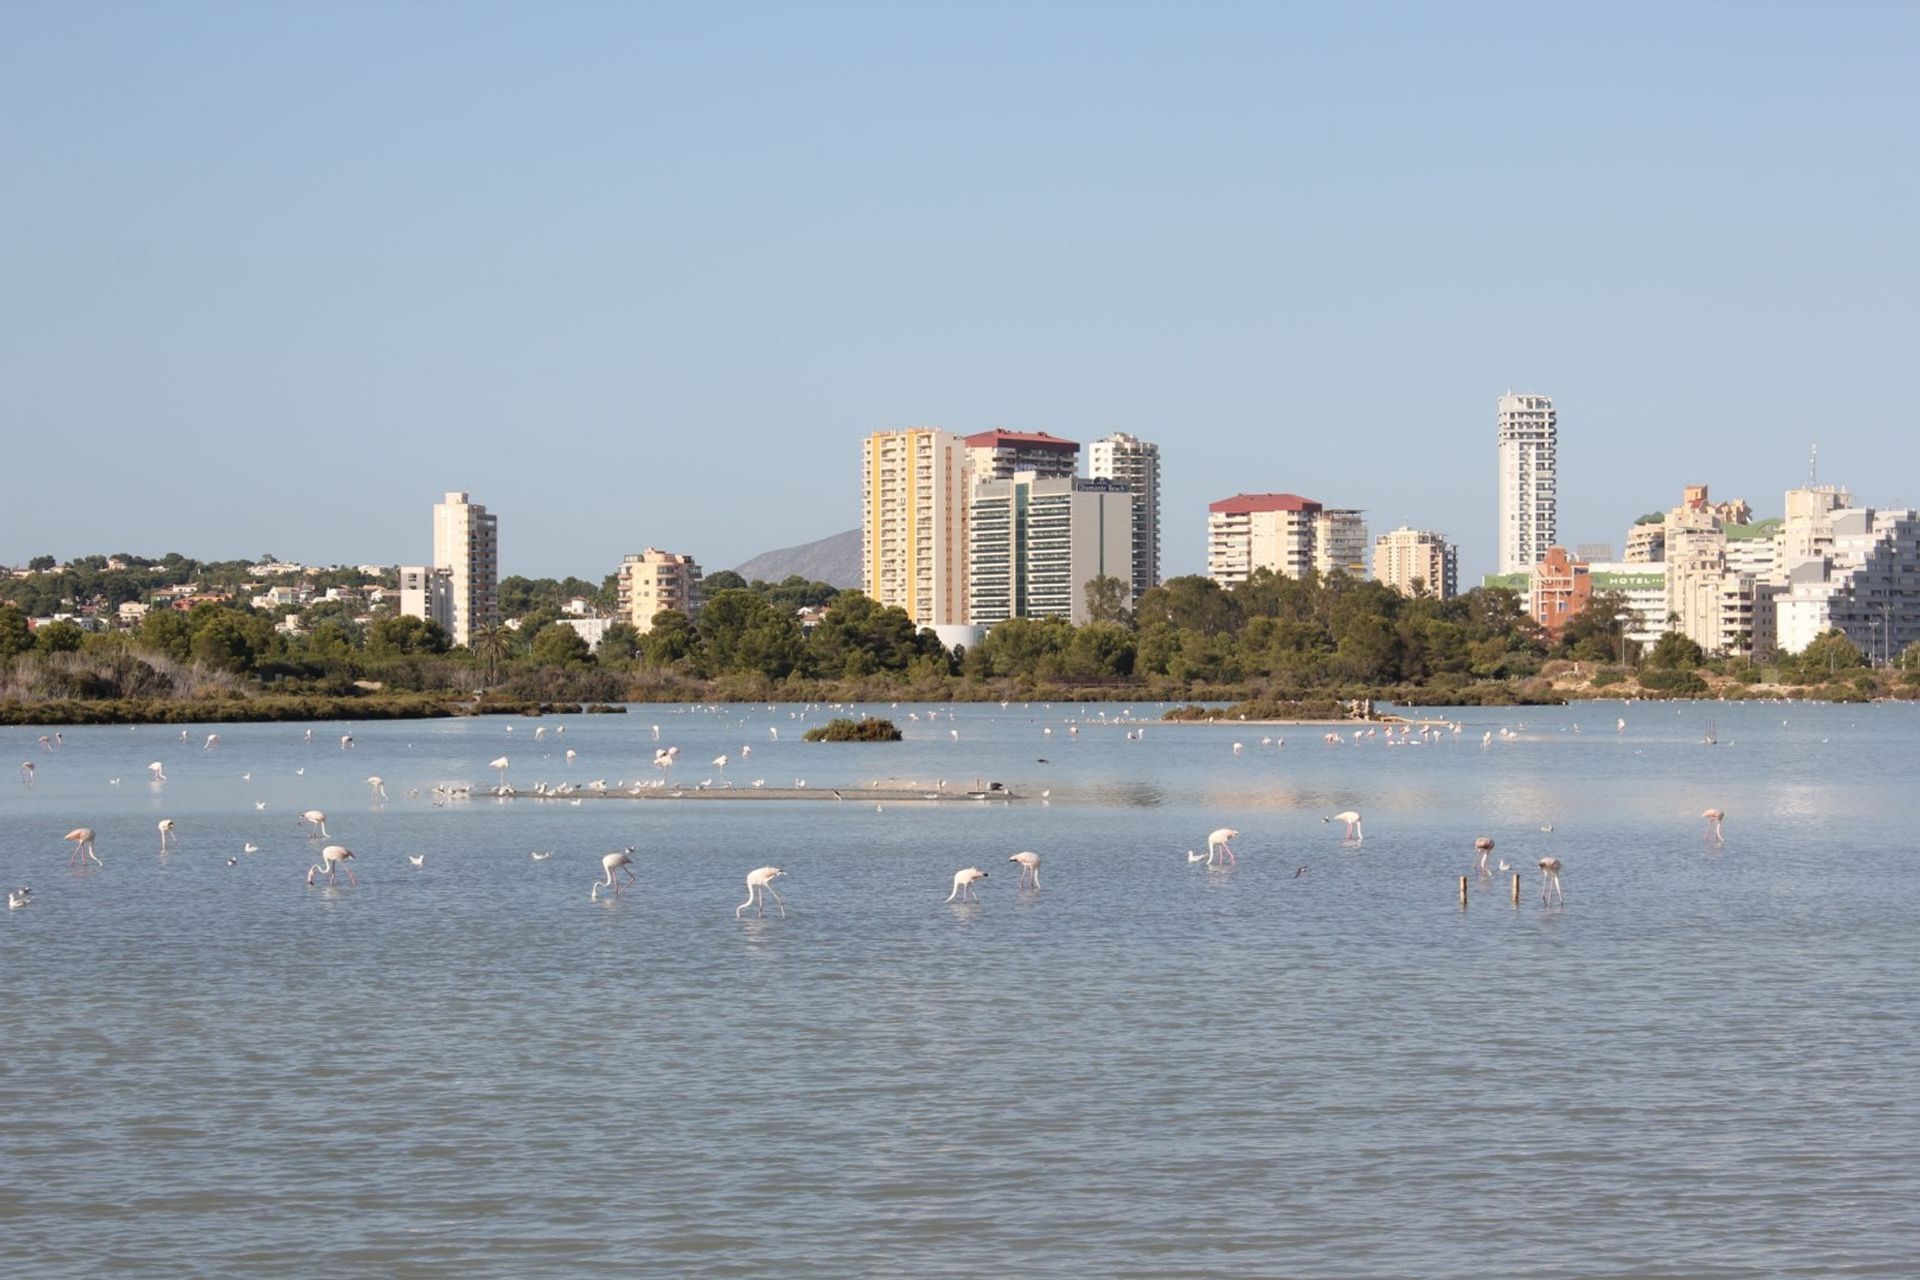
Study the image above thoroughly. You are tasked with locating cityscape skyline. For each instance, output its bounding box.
[3,5,1915,580]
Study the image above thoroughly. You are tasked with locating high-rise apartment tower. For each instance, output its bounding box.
[1088,433,1162,598]
[1497,392,1557,574]
[429,490,498,647]
[862,429,970,627]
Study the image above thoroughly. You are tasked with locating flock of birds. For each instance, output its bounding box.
[7,708,1735,915]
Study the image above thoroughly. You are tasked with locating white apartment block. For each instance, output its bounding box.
[1497,392,1557,574]
[1207,493,1321,587]
[1312,509,1370,579]
[970,473,1134,625]
[1586,564,1669,650]
[426,491,498,647]
[963,430,1080,488]
[1088,433,1162,599]
[1774,506,1920,661]
[862,428,970,627]
[616,549,703,633]
[1372,526,1458,599]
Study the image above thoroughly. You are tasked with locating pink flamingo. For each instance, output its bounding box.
[1325,810,1363,843]
[307,845,357,886]
[1009,851,1042,889]
[736,866,787,917]
[1702,808,1725,843]
[1206,827,1239,866]
[1473,837,1494,876]
[591,848,636,900]
[946,867,988,903]
[1538,857,1563,905]
[64,827,101,868]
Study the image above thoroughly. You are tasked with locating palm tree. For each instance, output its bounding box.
[470,623,510,688]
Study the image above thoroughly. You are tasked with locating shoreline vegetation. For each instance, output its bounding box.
[4,562,1917,726]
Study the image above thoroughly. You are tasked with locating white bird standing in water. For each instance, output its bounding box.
[1009,851,1042,889]
[1206,827,1239,866]
[1538,857,1564,905]
[340,735,354,750]
[65,827,101,867]
[367,776,387,801]
[946,867,988,903]
[8,887,30,909]
[299,809,329,838]
[203,733,220,750]
[157,819,178,852]
[307,845,357,887]
[489,756,511,793]
[590,848,636,900]
[18,761,33,785]
[736,866,787,918]
[148,761,167,782]
[1473,837,1494,877]
[1325,811,1363,843]
[1702,808,1725,843]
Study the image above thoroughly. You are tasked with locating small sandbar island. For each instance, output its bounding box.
[462,778,1022,803]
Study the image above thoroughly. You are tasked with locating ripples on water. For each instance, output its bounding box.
[3,702,1918,1277]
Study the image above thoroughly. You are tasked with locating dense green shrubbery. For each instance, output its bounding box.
[1636,668,1709,696]
[803,717,903,742]
[1162,699,1350,722]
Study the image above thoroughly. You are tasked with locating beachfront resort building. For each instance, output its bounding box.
[862,428,970,627]
[1372,526,1459,599]
[1497,392,1557,574]
[616,549,703,633]
[969,473,1134,625]
[1088,433,1162,599]
[963,429,1080,488]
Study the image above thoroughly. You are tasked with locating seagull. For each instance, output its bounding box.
[7,887,29,910]
[244,843,261,855]
[255,802,266,811]
[407,855,425,868]
[531,850,553,861]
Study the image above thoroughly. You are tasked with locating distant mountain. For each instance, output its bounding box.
[732,529,861,588]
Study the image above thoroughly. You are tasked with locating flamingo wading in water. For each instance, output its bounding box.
[591,848,637,900]
[157,819,178,852]
[307,845,357,886]
[65,827,101,868]
[299,810,330,838]
[1538,857,1564,905]
[1009,851,1042,889]
[1206,827,1239,866]
[1473,837,1494,877]
[1702,808,1725,843]
[946,867,988,903]
[1325,811,1363,843]
[736,866,787,918]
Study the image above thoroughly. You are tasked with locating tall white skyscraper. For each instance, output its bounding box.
[430,490,499,647]
[969,473,1133,625]
[1497,392,1557,574]
[1088,433,1161,598]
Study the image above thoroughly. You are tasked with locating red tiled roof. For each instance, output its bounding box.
[1208,492,1321,514]
[962,429,1079,451]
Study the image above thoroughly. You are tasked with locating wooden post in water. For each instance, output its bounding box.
[1458,875,1468,907]
[1511,873,1521,906]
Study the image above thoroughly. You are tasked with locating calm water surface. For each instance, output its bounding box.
[3,701,1916,1277]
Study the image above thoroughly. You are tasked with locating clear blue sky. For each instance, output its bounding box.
[3,1,1914,583]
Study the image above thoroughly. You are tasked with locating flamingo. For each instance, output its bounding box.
[367,776,387,801]
[63,827,100,867]
[1473,837,1494,876]
[590,848,636,900]
[1325,810,1363,843]
[1538,857,1563,905]
[18,761,32,785]
[712,754,728,769]
[204,733,220,750]
[736,866,787,918]
[299,809,329,838]
[157,819,178,852]
[566,749,577,765]
[340,735,354,750]
[7,887,29,910]
[307,845,357,886]
[946,867,988,903]
[1206,827,1239,866]
[147,761,166,782]
[1009,851,1042,889]
[1702,808,1725,843]
[769,726,778,740]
